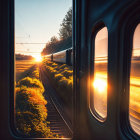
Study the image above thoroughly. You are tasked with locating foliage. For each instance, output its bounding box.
[41,36,72,55]
[17,77,44,93]
[41,7,72,55]
[50,36,58,44]
[16,88,47,120]
[15,88,57,138]
[59,7,72,40]
[42,60,73,107]
[15,65,59,138]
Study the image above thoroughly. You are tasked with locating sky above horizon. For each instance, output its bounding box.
[15,0,72,58]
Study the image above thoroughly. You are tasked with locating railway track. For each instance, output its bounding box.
[39,65,72,138]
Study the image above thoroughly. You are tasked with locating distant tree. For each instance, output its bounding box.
[50,36,58,44]
[59,7,72,40]
[41,7,72,56]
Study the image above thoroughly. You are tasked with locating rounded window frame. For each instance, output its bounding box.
[119,6,140,140]
[129,23,140,137]
[89,22,108,123]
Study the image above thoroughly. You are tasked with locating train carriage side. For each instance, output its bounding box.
[45,48,73,66]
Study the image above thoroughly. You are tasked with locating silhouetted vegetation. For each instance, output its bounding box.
[41,37,72,55]
[59,7,72,40]
[41,7,72,55]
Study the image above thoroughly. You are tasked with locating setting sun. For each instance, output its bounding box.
[34,55,42,62]
[93,77,107,93]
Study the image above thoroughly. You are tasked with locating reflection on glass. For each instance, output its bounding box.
[93,27,108,119]
[129,24,140,135]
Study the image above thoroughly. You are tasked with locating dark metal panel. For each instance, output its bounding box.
[117,5,140,140]
[0,0,15,139]
[70,49,73,65]
[74,0,140,140]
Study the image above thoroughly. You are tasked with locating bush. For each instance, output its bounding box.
[42,60,73,107]
[32,68,39,79]
[15,65,59,138]
[16,88,47,119]
[61,70,73,78]
[15,87,58,138]
[54,73,63,81]
[16,111,56,138]
[17,77,44,93]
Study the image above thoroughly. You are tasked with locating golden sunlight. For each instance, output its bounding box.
[34,55,42,62]
[93,77,107,93]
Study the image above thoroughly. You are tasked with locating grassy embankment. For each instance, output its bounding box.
[15,60,59,138]
[42,60,73,109]
[16,60,36,82]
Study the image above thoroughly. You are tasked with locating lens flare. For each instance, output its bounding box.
[93,78,107,93]
[34,55,42,62]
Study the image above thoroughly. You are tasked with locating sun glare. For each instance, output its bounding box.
[34,55,42,62]
[93,78,107,93]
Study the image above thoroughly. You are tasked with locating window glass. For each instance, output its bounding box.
[91,27,108,120]
[129,24,140,135]
[15,0,72,138]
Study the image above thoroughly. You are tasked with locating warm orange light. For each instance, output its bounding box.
[93,78,107,93]
[34,55,42,62]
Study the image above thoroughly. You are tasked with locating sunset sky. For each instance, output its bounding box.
[15,0,72,58]
[15,0,140,59]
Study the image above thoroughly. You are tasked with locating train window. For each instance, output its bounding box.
[15,0,72,138]
[90,27,108,121]
[129,24,140,135]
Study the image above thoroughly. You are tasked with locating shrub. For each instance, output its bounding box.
[15,65,59,138]
[15,87,58,138]
[42,60,73,107]
[54,73,63,81]
[61,70,73,78]
[58,64,67,69]
[16,88,47,120]
[16,111,57,138]
[17,77,44,93]
[32,68,39,79]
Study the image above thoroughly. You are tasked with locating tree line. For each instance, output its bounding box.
[41,7,72,55]
[16,54,34,60]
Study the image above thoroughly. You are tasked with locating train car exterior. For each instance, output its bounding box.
[66,48,73,65]
[53,50,66,63]
[45,48,73,66]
